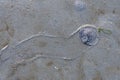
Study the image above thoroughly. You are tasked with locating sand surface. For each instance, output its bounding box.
[0,0,120,80]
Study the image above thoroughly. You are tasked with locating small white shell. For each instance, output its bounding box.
[79,25,99,46]
[74,0,87,11]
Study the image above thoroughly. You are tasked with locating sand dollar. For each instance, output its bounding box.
[79,24,99,46]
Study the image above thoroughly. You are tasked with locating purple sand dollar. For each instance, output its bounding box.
[79,25,99,46]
